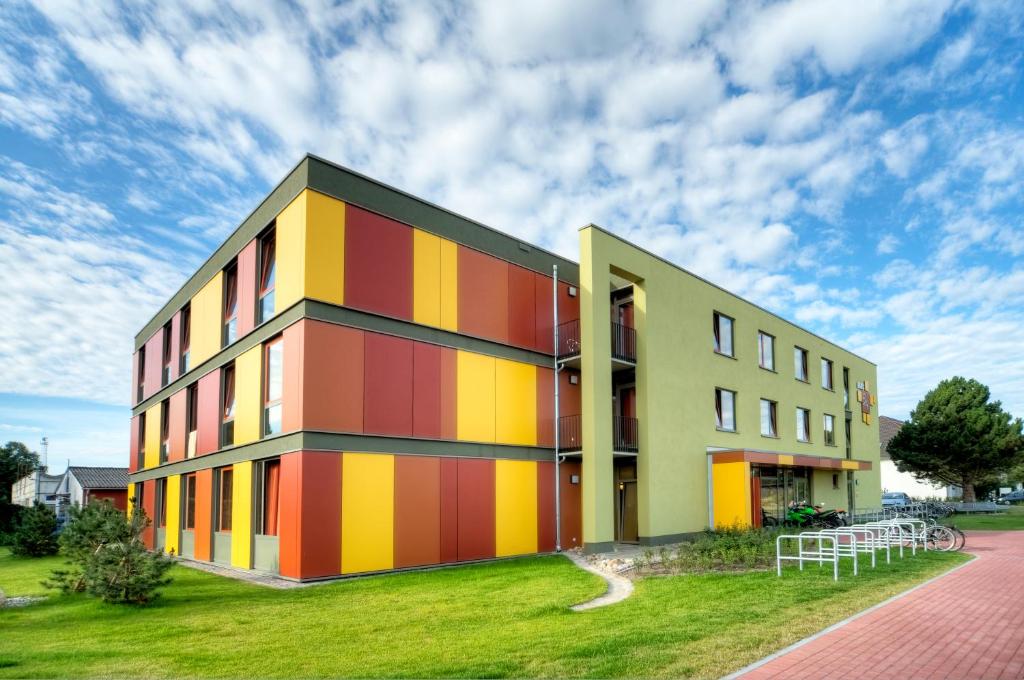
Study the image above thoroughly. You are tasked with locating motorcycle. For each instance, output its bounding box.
[784,501,846,528]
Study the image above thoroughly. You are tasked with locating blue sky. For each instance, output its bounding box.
[1,0,1022,470]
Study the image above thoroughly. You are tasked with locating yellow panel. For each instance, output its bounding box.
[190,271,224,366]
[165,475,181,556]
[841,460,859,470]
[341,453,394,574]
[712,462,751,529]
[233,345,263,446]
[439,238,458,332]
[275,190,307,314]
[127,482,136,517]
[456,351,495,442]
[305,190,345,305]
[777,454,794,466]
[231,461,253,568]
[495,359,537,446]
[413,229,441,327]
[495,460,538,557]
[144,403,161,469]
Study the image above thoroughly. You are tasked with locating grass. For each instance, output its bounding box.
[946,504,1024,530]
[0,547,967,679]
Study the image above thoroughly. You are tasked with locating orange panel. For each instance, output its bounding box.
[439,458,458,563]
[394,456,441,568]
[439,347,457,440]
[533,272,554,354]
[507,264,536,349]
[303,320,364,433]
[536,367,554,448]
[128,415,140,473]
[278,451,342,579]
[457,458,495,561]
[537,461,556,552]
[193,468,213,561]
[560,369,581,417]
[168,389,187,463]
[282,321,305,433]
[559,461,582,550]
[557,281,579,327]
[412,343,441,439]
[141,479,156,549]
[457,246,508,343]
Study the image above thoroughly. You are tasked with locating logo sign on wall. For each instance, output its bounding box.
[856,381,876,425]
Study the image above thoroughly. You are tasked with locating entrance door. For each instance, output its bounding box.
[613,461,639,543]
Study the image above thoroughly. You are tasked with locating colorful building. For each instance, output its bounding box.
[128,155,880,579]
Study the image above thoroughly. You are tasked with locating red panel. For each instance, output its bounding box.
[168,389,187,463]
[439,347,457,440]
[236,239,257,338]
[169,311,181,384]
[131,349,140,405]
[621,386,636,418]
[196,370,221,456]
[278,451,341,579]
[507,264,536,349]
[560,369,581,417]
[456,458,495,562]
[193,468,213,561]
[363,333,413,436]
[90,490,127,511]
[537,462,556,553]
[282,322,305,433]
[128,415,140,473]
[143,331,163,400]
[413,343,441,439]
[439,458,458,563]
[457,246,508,343]
[141,479,156,549]
[557,281,579,327]
[301,320,364,433]
[344,205,413,320]
[394,456,441,568]
[536,368,554,448]
[559,461,582,550]
[534,272,554,354]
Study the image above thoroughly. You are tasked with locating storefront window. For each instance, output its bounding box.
[758,465,812,523]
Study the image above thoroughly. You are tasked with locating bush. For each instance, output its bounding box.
[46,499,172,604]
[636,524,783,575]
[10,502,58,557]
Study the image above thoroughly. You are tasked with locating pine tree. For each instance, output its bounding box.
[11,502,58,557]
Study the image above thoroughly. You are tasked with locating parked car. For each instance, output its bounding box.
[997,490,1024,505]
[882,491,912,507]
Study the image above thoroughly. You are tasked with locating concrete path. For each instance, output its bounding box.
[734,531,1024,680]
[564,551,635,611]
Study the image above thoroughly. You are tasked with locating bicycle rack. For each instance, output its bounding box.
[776,533,840,581]
[812,529,860,575]
[848,524,893,564]
[819,527,880,570]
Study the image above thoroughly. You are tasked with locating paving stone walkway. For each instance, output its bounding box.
[735,531,1024,680]
[563,551,635,611]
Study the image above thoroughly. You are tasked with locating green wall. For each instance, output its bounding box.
[579,226,881,546]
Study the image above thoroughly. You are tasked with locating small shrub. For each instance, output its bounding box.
[46,499,172,604]
[10,502,58,557]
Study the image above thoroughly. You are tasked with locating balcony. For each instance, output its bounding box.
[556,319,636,369]
[558,414,638,454]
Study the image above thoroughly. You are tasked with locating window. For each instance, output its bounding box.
[159,399,170,464]
[259,229,276,323]
[832,473,839,490]
[796,407,811,442]
[157,478,167,528]
[135,482,145,518]
[760,399,778,437]
[180,305,191,374]
[715,388,736,432]
[161,322,172,387]
[185,383,198,459]
[843,366,850,409]
[845,418,852,459]
[821,358,834,390]
[713,312,734,357]
[264,338,283,435]
[215,467,233,532]
[758,331,775,370]
[223,263,238,346]
[257,459,280,537]
[221,364,236,447]
[794,347,808,381]
[137,346,146,402]
[824,413,836,446]
[184,473,197,530]
[137,415,146,469]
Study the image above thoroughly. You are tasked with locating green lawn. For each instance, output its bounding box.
[946,504,1024,530]
[0,547,967,679]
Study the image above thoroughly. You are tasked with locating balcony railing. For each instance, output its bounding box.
[556,319,636,363]
[557,414,639,453]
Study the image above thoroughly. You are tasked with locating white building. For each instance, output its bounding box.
[879,415,951,499]
[11,467,63,512]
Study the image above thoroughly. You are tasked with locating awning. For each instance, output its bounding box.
[708,449,871,471]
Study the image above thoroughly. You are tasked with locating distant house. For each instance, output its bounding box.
[879,415,951,499]
[56,467,129,515]
[11,467,63,511]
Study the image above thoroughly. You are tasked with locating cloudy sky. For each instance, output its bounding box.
[0,0,1022,470]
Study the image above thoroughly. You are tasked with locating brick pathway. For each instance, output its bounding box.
[737,531,1024,680]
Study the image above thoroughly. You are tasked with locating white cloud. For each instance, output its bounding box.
[877,234,900,254]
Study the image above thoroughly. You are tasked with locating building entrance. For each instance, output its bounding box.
[614,460,638,543]
[756,465,811,525]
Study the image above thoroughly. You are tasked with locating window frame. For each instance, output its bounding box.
[156,478,168,528]
[263,337,283,436]
[221,364,236,447]
[185,383,198,459]
[258,227,276,324]
[760,398,778,438]
[180,304,191,374]
[796,407,811,442]
[794,346,809,382]
[137,415,146,469]
[137,346,146,402]
[184,473,197,530]
[757,331,775,371]
[255,458,281,537]
[223,261,239,347]
[713,311,735,358]
[824,413,836,446]
[159,398,170,464]
[161,322,172,387]
[714,387,737,432]
[214,467,233,533]
[821,357,834,391]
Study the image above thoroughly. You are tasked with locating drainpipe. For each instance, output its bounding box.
[553,265,561,552]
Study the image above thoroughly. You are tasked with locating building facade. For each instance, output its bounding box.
[128,155,880,579]
[11,467,62,511]
[56,467,129,516]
